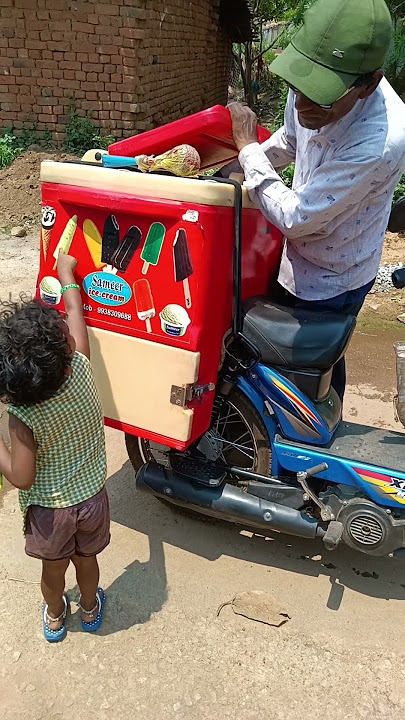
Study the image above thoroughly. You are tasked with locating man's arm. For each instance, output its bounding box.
[0,415,36,491]
[239,145,390,239]
[57,251,90,359]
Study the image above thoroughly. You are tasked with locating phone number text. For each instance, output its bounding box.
[83,303,131,321]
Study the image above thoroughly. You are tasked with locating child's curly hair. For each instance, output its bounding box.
[0,298,72,406]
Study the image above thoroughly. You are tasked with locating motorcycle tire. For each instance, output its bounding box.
[125,388,272,481]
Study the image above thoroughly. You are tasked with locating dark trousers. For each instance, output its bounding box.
[274,279,375,402]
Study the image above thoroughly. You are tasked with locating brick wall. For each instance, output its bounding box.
[0,0,232,141]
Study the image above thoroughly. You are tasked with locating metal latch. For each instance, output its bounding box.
[170,383,215,407]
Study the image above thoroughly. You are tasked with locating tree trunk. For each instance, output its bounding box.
[244,42,254,107]
[237,47,249,101]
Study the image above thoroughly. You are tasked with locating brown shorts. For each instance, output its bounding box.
[25,488,110,561]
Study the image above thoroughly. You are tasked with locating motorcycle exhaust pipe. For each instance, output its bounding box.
[136,462,325,540]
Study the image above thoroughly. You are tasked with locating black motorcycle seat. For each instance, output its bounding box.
[242,298,356,370]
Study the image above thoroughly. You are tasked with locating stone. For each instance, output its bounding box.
[398,314,405,324]
[10,226,26,238]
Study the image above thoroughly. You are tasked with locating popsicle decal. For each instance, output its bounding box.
[173,228,193,308]
[111,225,142,275]
[41,206,56,260]
[102,215,120,272]
[83,219,105,269]
[160,304,191,337]
[133,278,155,333]
[53,215,77,269]
[141,222,166,274]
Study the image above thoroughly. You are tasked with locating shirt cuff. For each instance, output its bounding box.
[238,142,281,191]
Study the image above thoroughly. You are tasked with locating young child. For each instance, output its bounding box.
[0,252,109,642]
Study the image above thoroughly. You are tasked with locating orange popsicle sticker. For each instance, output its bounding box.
[133,278,155,333]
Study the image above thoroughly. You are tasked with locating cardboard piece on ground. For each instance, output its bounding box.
[217,590,291,627]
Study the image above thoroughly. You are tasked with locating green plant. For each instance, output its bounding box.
[281,163,295,188]
[19,120,39,149]
[0,133,22,169]
[65,99,114,155]
[258,49,283,100]
[92,133,114,151]
[43,126,53,149]
[270,82,288,132]
[394,173,405,204]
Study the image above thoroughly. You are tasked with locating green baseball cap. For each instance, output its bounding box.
[270,0,392,106]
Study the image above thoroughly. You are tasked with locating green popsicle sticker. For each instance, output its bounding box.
[141,222,166,274]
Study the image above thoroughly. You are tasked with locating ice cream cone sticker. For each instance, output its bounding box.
[53,215,78,269]
[41,206,56,260]
[173,228,193,308]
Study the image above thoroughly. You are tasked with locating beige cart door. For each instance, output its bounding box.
[88,327,200,443]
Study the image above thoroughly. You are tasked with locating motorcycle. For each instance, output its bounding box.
[127,184,405,559]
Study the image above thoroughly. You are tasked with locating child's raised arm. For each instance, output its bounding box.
[57,251,90,359]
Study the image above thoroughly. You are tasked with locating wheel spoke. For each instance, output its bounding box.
[144,395,263,474]
[231,430,251,446]
[217,404,233,430]
[220,439,255,461]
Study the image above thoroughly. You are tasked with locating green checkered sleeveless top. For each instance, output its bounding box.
[8,352,107,523]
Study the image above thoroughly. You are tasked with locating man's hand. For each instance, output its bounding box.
[227,102,258,152]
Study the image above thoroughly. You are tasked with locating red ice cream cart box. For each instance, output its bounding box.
[109,104,272,170]
[37,114,282,451]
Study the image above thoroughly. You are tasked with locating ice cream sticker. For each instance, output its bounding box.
[160,304,191,337]
[141,222,166,274]
[173,228,193,308]
[111,225,142,275]
[53,215,77,269]
[40,276,62,306]
[83,271,132,307]
[102,215,120,272]
[134,278,155,333]
[41,206,56,260]
[83,219,105,269]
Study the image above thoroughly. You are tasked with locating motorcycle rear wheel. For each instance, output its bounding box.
[125,388,272,481]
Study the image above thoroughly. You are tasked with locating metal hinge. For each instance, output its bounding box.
[170,382,215,407]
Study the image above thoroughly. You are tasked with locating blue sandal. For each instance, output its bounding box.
[79,587,106,632]
[42,594,69,643]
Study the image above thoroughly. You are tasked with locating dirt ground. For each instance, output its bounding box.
[2,203,405,718]
[0,151,77,229]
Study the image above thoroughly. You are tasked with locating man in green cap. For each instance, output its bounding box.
[228,0,405,401]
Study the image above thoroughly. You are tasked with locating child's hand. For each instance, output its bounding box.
[57,250,78,277]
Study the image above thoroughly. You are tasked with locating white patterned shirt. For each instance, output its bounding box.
[239,79,405,300]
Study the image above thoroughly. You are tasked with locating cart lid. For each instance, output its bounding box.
[108,105,271,171]
[40,161,257,208]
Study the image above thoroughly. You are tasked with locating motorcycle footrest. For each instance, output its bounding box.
[169,455,227,487]
[322,520,344,551]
